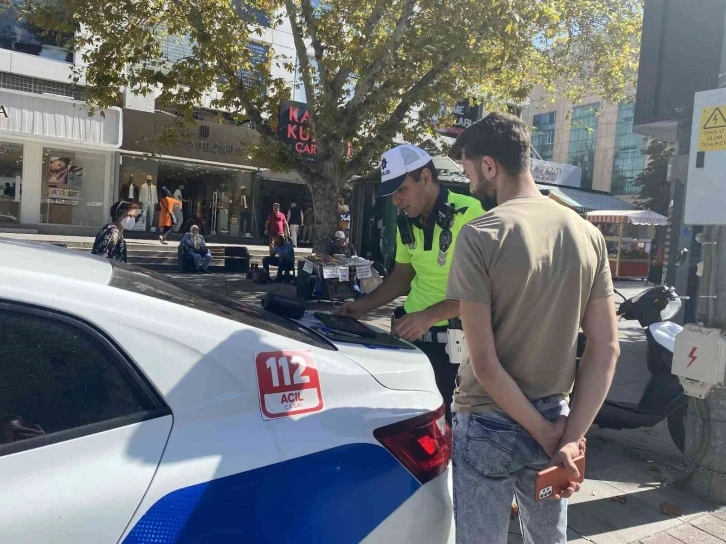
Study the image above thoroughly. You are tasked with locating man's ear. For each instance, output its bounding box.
[481,156,498,180]
[422,167,434,185]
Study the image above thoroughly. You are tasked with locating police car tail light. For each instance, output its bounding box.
[373,405,451,484]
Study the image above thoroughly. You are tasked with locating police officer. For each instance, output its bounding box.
[334,144,484,420]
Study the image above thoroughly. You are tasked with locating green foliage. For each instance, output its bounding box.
[24,0,643,249]
[24,0,642,182]
[634,139,673,216]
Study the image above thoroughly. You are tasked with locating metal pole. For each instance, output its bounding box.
[685,225,726,504]
[616,221,624,277]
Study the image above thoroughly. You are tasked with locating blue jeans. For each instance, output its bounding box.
[452,397,569,544]
[191,251,213,271]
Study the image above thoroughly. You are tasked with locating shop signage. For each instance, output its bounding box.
[279,101,317,158]
[437,99,483,138]
[531,158,582,188]
[121,108,267,169]
[175,138,245,155]
[0,89,122,148]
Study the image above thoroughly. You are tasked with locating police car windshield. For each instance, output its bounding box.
[109,264,335,351]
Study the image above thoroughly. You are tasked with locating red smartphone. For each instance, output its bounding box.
[535,455,586,501]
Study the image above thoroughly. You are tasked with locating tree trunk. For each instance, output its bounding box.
[309,178,341,254]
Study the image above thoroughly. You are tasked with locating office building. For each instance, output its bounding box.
[522,86,649,200]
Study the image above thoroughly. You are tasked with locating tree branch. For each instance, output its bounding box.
[345,0,417,113]
[330,0,390,95]
[283,0,317,117]
[344,56,455,178]
[299,0,333,101]
[227,80,319,180]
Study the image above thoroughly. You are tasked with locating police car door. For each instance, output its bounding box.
[0,302,172,544]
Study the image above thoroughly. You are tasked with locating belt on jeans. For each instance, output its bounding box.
[418,328,449,344]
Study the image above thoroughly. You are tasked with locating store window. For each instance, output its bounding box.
[0,142,22,224]
[0,0,74,62]
[532,111,556,161]
[611,102,648,195]
[40,148,106,226]
[568,103,600,190]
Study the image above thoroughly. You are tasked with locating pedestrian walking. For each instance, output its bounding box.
[446,112,620,543]
[287,201,304,247]
[301,205,314,244]
[91,200,139,263]
[264,203,290,256]
[333,144,485,422]
[158,187,182,245]
[179,224,213,274]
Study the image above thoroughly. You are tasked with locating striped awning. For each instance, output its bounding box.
[586,210,668,226]
[536,184,636,214]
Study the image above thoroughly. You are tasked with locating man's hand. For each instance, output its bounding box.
[332,301,365,319]
[537,416,568,458]
[548,439,587,500]
[393,310,437,341]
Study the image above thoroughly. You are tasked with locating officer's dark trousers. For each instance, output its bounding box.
[413,340,459,424]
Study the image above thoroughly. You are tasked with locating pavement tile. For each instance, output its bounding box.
[567,491,683,544]
[667,522,726,543]
[638,533,684,544]
[690,515,726,540]
[713,507,726,522]
[567,528,594,543]
[568,478,625,506]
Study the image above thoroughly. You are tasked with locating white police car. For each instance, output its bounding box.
[0,240,454,543]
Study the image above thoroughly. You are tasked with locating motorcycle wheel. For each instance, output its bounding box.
[668,405,687,453]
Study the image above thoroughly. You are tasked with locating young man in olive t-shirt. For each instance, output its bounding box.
[446,113,620,543]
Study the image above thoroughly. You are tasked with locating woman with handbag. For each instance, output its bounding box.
[158,187,182,245]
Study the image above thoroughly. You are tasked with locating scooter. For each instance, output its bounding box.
[577,284,688,451]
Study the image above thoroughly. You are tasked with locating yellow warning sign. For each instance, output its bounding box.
[698,105,726,151]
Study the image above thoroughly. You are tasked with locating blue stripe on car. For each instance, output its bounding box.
[122,443,419,543]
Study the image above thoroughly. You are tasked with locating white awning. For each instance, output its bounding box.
[0,89,122,149]
[586,209,668,226]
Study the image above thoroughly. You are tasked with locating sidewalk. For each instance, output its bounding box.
[0,231,314,253]
[164,274,725,543]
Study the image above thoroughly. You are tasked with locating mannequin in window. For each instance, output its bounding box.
[238,186,251,237]
[139,175,158,231]
[120,175,139,203]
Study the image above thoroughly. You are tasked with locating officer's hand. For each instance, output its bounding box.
[332,301,364,319]
[393,311,436,342]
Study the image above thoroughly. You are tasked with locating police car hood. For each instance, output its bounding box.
[296,314,441,394]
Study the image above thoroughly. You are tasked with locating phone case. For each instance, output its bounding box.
[535,455,586,501]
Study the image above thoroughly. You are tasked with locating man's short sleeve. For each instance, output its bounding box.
[395,228,412,264]
[590,230,615,299]
[446,225,492,304]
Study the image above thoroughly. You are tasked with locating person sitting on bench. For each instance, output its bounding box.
[263,235,295,282]
[180,224,213,274]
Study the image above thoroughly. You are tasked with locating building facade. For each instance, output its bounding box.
[0,1,312,236]
[522,86,649,200]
